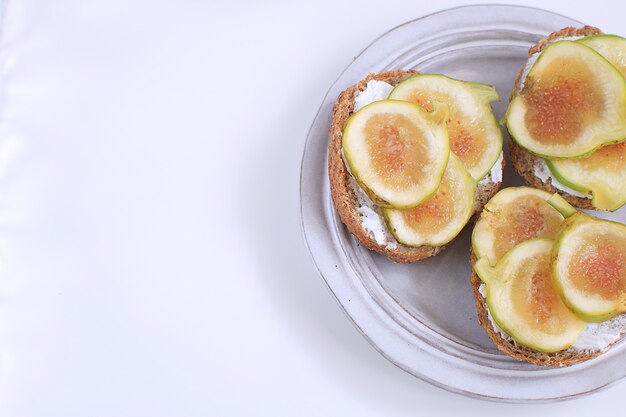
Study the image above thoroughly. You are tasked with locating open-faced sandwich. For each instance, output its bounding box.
[471,186,626,366]
[506,26,626,211]
[328,70,504,263]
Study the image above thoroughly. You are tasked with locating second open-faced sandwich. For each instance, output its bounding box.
[506,26,626,211]
[471,186,626,366]
[328,70,504,263]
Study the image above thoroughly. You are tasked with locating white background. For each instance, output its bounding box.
[0,0,624,415]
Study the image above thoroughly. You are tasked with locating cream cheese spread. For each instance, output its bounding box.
[347,175,398,249]
[533,159,591,199]
[478,152,504,186]
[353,80,394,112]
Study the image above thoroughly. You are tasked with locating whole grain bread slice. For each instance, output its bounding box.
[328,70,503,263]
[508,26,602,210]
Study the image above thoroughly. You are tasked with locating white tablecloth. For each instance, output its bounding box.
[0,0,623,415]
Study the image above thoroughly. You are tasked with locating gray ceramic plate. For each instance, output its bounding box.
[300,4,626,402]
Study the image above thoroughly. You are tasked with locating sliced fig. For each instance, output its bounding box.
[578,34,626,78]
[472,187,572,265]
[389,74,502,180]
[382,153,475,246]
[506,41,626,159]
[342,100,450,209]
[546,142,626,211]
[542,35,626,212]
[475,239,586,353]
[546,193,577,219]
[552,213,626,321]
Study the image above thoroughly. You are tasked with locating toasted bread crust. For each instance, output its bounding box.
[469,248,605,367]
[328,70,503,263]
[508,26,602,210]
[475,177,503,216]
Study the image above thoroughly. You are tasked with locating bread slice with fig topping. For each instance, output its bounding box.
[328,70,504,263]
[470,186,626,367]
[508,26,626,212]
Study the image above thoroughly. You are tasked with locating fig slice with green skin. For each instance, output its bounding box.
[578,34,626,78]
[475,239,586,353]
[388,74,502,181]
[552,213,626,322]
[506,40,626,159]
[382,153,475,247]
[542,35,626,212]
[472,187,572,265]
[342,100,450,209]
[546,192,577,219]
[546,142,626,211]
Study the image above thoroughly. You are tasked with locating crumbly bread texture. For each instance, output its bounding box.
[328,70,503,263]
[509,26,602,210]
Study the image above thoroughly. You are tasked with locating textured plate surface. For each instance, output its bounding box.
[300,5,626,402]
